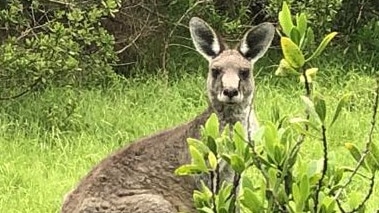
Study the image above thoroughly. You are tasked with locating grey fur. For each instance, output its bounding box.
[61,17,275,213]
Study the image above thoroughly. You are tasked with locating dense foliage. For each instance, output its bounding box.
[0,0,119,100]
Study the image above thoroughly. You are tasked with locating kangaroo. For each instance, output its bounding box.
[61,17,275,213]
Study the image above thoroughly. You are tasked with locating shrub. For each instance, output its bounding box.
[0,0,120,100]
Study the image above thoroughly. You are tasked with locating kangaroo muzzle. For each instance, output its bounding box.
[218,72,242,103]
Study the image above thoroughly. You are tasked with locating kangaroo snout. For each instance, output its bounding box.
[222,88,239,98]
[218,87,242,104]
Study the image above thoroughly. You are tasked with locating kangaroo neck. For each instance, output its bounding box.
[208,100,258,139]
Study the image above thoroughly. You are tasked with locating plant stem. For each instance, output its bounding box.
[314,124,328,211]
[210,170,217,212]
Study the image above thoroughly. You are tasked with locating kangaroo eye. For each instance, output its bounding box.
[239,68,250,79]
[211,68,222,78]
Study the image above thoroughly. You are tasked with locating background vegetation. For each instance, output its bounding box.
[0,0,378,212]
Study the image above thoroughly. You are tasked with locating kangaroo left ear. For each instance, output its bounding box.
[238,22,275,62]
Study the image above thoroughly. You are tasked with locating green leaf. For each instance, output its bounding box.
[281,37,305,68]
[366,153,379,172]
[306,32,338,62]
[299,175,310,203]
[241,175,255,190]
[307,159,323,178]
[344,143,368,170]
[198,207,214,213]
[370,142,379,161]
[218,182,233,201]
[233,122,247,157]
[292,183,301,205]
[268,168,278,186]
[347,191,362,211]
[230,154,245,174]
[193,181,213,209]
[189,145,208,172]
[333,168,344,184]
[296,13,307,38]
[300,95,322,126]
[206,136,218,155]
[205,113,220,139]
[240,188,264,213]
[328,184,344,194]
[288,117,320,132]
[299,95,314,110]
[288,201,297,213]
[175,164,205,175]
[263,123,279,162]
[321,196,337,213]
[314,93,327,124]
[330,94,350,127]
[208,152,218,170]
[216,182,233,211]
[275,59,299,77]
[221,154,231,165]
[278,1,294,37]
[290,27,301,45]
[344,143,361,162]
[299,68,318,83]
[187,138,210,154]
[305,27,315,47]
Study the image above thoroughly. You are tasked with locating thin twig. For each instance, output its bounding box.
[41,0,75,8]
[110,61,137,67]
[0,77,42,101]
[210,170,217,213]
[302,67,312,125]
[347,172,376,213]
[116,14,151,54]
[225,173,241,202]
[215,163,221,194]
[334,76,379,201]
[16,22,50,41]
[161,0,206,71]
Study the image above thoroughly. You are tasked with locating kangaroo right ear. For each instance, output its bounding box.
[189,17,225,61]
[238,22,275,62]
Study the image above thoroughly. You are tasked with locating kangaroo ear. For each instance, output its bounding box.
[189,17,225,61]
[238,22,275,62]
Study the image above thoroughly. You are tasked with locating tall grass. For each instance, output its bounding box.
[0,51,378,212]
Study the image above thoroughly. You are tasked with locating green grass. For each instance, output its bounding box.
[0,57,378,212]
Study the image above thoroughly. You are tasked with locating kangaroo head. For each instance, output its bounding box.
[189,17,275,115]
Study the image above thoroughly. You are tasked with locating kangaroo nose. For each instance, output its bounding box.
[223,88,239,98]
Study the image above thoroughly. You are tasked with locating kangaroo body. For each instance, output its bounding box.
[61,17,275,213]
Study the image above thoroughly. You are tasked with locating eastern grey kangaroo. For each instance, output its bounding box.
[61,17,275,213]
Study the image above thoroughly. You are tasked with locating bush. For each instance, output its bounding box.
[0,0,120,100]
